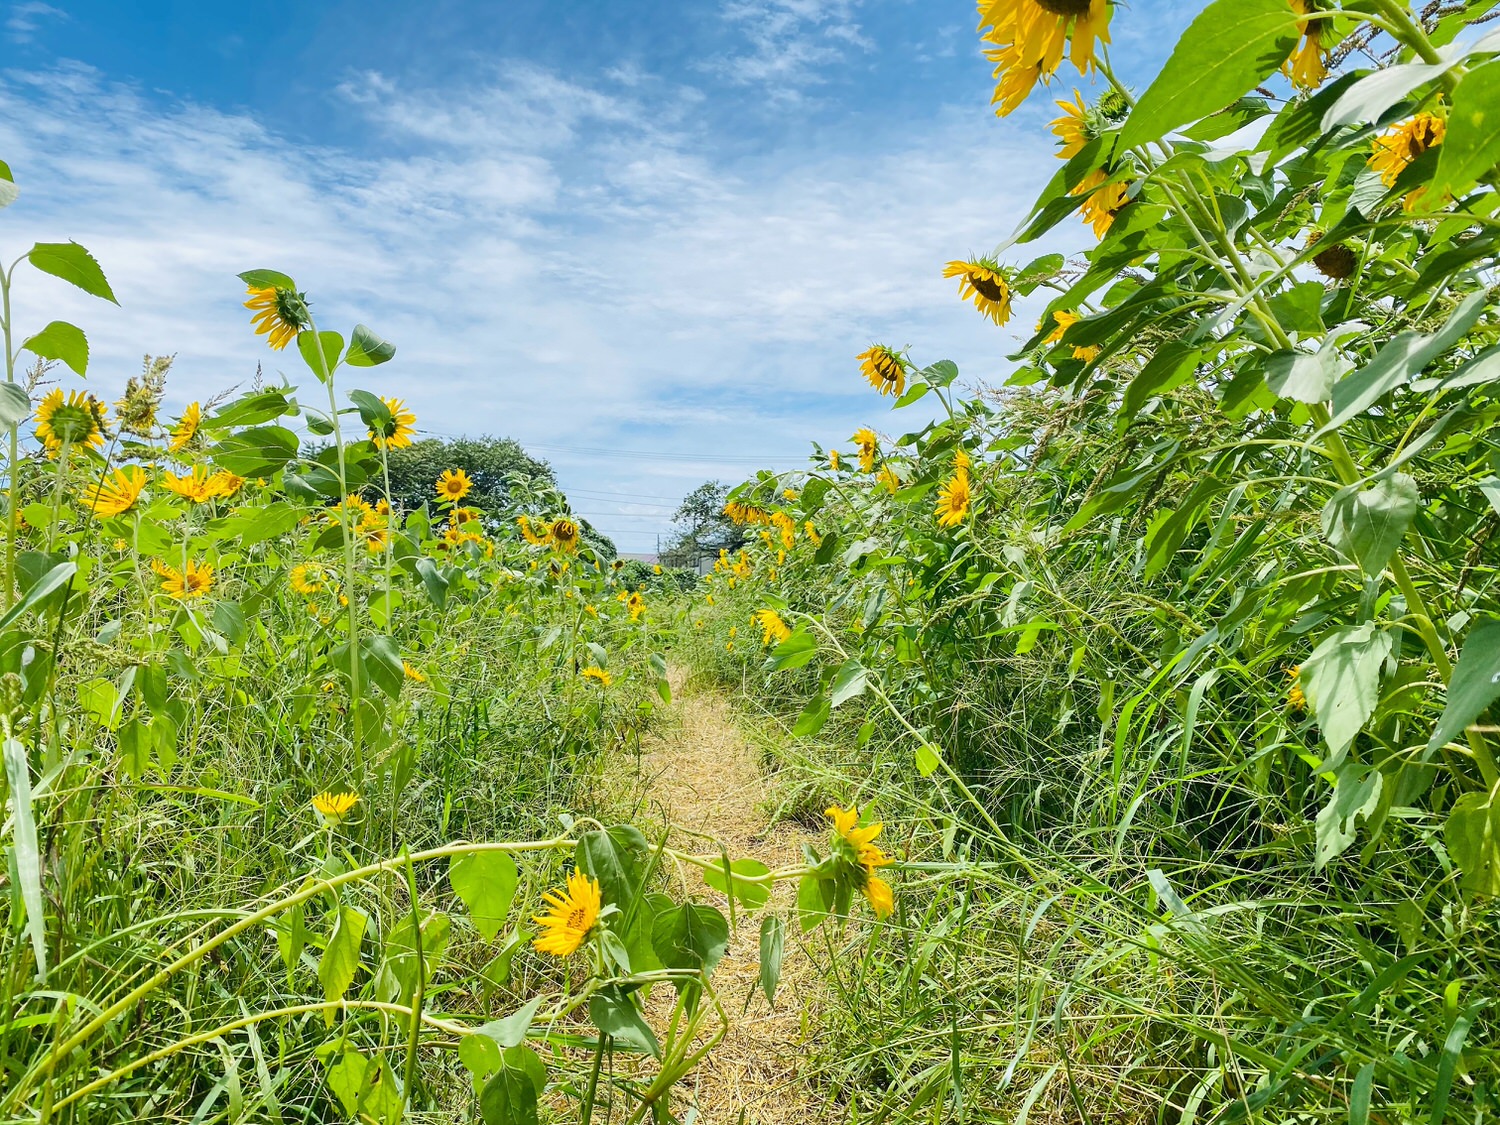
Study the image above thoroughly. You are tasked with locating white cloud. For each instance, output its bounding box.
[711,0,873,94]
[6,2,67,44]
[0,60,1078,549]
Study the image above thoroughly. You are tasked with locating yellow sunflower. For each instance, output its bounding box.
[161,466,218,505]
[1370,113,1446,209]
[753,608,792,646]
[369,396,417,448]
[290,563,326,595]
[550,517,580,553]
[936,470,971,528]
[312,790,359,823]
[1041,309,1100,361]
[207,471,244,499]
[1050,91,1091,158]
[581,666,613,686]
[1074,169,1131,238]
[1287,665,1306,712]
[878,465,902,494]
[864,874,895,919]
[1285,0,1329,92]
[829,449,841,471]
[627,591,646,621]
[436,468,473,502]
[34,388,107,456]
[852,427,879,473]
[403,661,427,683]
[168,402,202,454]
[85,466,148,518]
[857,345,907,397]
[244,284,310,351]
[517,514,550,545]
[978,0,1112,117]
[154,558,214,600]
[943,258,1013,326]
[805,521,823,547]
[533,870,603,957]
[771,511,796,548]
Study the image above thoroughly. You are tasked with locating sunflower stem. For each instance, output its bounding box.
[2,259,16,611]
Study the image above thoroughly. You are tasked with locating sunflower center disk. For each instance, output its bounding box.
[1033,0,1093,15]
[970,276,1007,302]
[566,908,589,930]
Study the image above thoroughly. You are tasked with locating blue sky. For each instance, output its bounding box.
[0,0,1189,552]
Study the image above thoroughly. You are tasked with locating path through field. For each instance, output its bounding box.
[624,667,831,1125]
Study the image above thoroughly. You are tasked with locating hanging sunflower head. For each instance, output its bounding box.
[1073,169,1131,239]
[368,396,417,448]
[857,345,907,398]
[168,402,202,454]
[978,0,1112,117]
[550,517,580,553]
[34,388,108,456]
[1305,230,1357,281]
[943,258,1013,326]
[1369,111,1446,206]
[1284,0,1330,92]
[243,283,311,351]
[852,427,879,473]
[1049,91,1096,159]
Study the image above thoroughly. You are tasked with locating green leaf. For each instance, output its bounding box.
[0,383,30,427]
[318,907,367,1012]
[0,561,76,631]
[1444,790,1500,896]
[1122,341,1201,421]
[479,1046,545,1125]
[1300,623,1393,764]
[449,850,519,941]
[1322,59,1457,130]
[589,986,661,1057]
[20,321,88,376]
[476,995,545,1049]
[769,629,817,671]
[1180,96,1272,141]
[893,382,930,409]
[759,915,785,1004]
[77,678,120,729]
[348,388,391,432]
[796,872,828,933]
[915,742,943,778]
[792,694,830,737]
[296,330,343,382]
[415,557,450,609]
[3,738,46,977]
[1119,0,1298,151]
[1265,343,1350,404]
[209,425,300,477]
[1427,620,1500,752]
[829,659,869,708]
[238,268,296,291]
[576,825,650,908]
[1321,473,1420,577]
[28,242,118,304]
[921,359,959,387]
[380,910,450,1005]
[360,634,405,698]
[652,903,729,977]
[0,162,16,209]
[703,857,771,909]
[1434,59,1500,196]
[1314,762,1383,868]
[345,324,396,367]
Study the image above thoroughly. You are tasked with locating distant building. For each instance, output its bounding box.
[617,552,659,565]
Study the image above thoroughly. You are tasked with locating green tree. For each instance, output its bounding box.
[660,480,743,568]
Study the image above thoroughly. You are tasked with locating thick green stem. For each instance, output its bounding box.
[3,259,17,610]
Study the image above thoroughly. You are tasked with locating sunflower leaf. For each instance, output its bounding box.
[345,324,396,367]
[28,242,118,304]
[449,850,519,942]
[21,321,88,376]
[237,268,296,290]
[1432,58,1500,197]
[0,383,31,427]
[1119,0,1299,151]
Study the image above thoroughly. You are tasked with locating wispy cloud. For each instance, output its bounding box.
[711,0,873,95]
[6,1,67,44]
[0,60,1074,548]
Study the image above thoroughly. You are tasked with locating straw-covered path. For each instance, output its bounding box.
[609,667,832,1125]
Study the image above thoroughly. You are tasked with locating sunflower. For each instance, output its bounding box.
[1041,309,1100,361]
[1305,231,1358,280]
[290,563,326,595]
[978,0,1112,117]
[1074,169,1131,238]
[852,427,879,473]
[369,396,417,448]
[85,466,148,518]
[627,591,646,621]
[771,511,796,548]
[581,666,613,686]
[436,468,473,502]
[1369,113,1446,209]
[403,661,427,683]
[169,402,202,454]
[1285,0,1329,91]
[533,870,602,957]
[724,501,769,526]
[154,558,214,600]
[207,471,245,499]
[936,470,971,527]
[753,608,792,646]
[1050,91,1092,158]
[244,284,310,351]
[943,258,1013,326]
[550,517,580,553]
[517,514,550,545]
[805,521,823,547]
[829,449,841,471]
[312,790,358,823]
[858,345,907,397]
[827,804,894,872]
[34,388,107,456]
[1287,665,1306,712]
[161,466,218,505]
[878,465,902,494]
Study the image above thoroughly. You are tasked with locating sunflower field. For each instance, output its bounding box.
[682,0,1500,1121]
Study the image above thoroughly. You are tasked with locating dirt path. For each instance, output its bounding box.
[614,667,830,1125]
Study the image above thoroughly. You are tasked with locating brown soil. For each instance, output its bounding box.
[607,666,831,1125]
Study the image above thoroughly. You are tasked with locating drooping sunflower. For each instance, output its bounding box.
[207,471,245,499]
[86,466,148,518]
[154,558,214,600]
[1050,91,1092,158]
[827,804,894,873]
[936,469,971,528]
[878,465,902,494]
[436,468,473,502]
[516,514,550,545]
[753,608,792,646]
[403,661,427,683]
[1285,0,1329,91]
[1074,169,1131,238]
[1287,665,1306,712]
[369,396,417,448]
[864,874,895,919]
[581,666,613,687]
[852,427,879,473]
[533,870,602,957]
[161,466,218,505]
[1305,231,1358,280]
[943,258,1013,326]
[312,790,359,823]
[34,388,107,456]
[829,449,841,472]
[290,562,326,596]
[627,591,646,622]
[1041,309,1101,361]
[244,284,310,351]
[771,511,796,548]
[978,0,1112,118]
[550,517,580,553]
[169,402,202,454]
[1369,113,1446,209]
[804,521,823,547]
[857,345,907,397]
